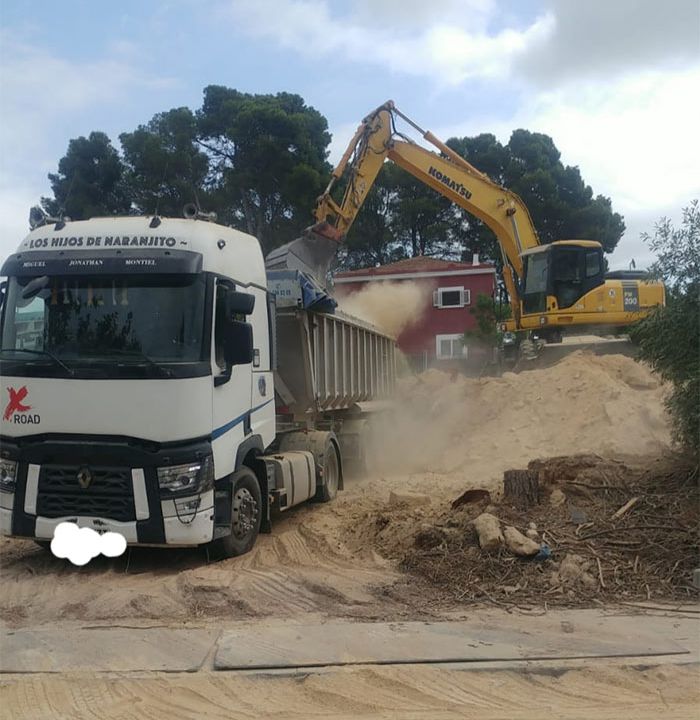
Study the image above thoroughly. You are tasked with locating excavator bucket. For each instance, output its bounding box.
[264,224,343,287]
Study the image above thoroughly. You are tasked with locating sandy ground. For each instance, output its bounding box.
[2,352,671,628]
[2,663,699,720]
[1,353,695,718]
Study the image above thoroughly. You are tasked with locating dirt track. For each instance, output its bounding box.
[0,497,416,627]
[3,663,698,720]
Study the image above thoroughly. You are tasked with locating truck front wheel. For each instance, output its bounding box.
[212,467,262,558]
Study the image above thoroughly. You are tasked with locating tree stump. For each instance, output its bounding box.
[503,469,540,509]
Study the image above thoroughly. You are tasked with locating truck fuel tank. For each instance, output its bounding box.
[261,451,316,510]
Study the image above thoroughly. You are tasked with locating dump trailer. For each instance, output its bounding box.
[0,216,395,557]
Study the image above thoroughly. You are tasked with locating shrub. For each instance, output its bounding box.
[630,201,699,454]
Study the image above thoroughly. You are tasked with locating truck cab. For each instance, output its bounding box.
[0,217,280,555]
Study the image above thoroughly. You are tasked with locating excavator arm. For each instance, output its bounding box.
[267,100,664,335]
[310,101,545,325]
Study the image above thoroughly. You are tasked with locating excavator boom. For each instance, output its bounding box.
[268,101,664,333]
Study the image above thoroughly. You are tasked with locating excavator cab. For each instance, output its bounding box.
[521,241,605,314]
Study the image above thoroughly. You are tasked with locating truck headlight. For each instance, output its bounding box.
[0,459,17,493]
[157,457,213,496]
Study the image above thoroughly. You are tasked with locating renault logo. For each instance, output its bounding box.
[77,467,93,489]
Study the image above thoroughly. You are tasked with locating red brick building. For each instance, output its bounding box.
[334,256,496,369]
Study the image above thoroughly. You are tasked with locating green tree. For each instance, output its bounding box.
[340,128,625,271]
[387,164,460,259]
[43,132,130,220]
[463,292,512,347]
[197,86,332,252]
[630,200,699,454]
[446,130,625,265]
[119,107,209,217]
[38,87,332,252]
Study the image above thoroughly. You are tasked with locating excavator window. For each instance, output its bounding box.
[522,245,606,314]
[552,247,581,309]
[522,252,549,314]
[551,245,605,309]
[585,250,602,278]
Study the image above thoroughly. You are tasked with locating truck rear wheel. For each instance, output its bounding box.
[211,467,262,558]
[315,441,340,503]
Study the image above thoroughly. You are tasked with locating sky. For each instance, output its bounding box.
[0,0,698,270]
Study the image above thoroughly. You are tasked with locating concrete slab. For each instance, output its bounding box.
[0,627,218,673]
[214,614,692,670]
[1,610,696,674]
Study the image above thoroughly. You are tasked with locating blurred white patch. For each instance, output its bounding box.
[50,522,127,566]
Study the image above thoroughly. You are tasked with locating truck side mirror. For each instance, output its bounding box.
[20,275,49,300]
[226,291,255,317]
[223,320,253,366]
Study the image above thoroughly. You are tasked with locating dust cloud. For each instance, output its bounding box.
[366,352,670,491]
[336,281,428,337]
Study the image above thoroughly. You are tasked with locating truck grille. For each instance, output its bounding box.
[36,465,136,523]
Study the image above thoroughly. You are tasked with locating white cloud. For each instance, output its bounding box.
[225,0,699,89]
[348,0,496,30]
[520,68,700,212]
[522,0,700,84]
[506,68,700,268]
[363,67,700,270]
[50,521,127,566]
[0,35,173,170]
[0,34,174,261]
[224,0,554,86]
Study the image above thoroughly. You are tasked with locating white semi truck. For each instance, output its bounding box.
[0,215,395,556]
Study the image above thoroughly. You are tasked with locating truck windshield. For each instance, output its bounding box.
[0,274,208,378]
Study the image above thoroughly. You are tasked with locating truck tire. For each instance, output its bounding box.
[211,467,262,558]
[315,441,340,503]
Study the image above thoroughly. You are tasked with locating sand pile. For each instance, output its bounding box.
[369,351,670,489]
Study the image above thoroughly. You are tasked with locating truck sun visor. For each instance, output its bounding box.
[1,249,203,276]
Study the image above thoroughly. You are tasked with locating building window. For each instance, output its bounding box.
[433,286,470,308]
[436,334,467,360]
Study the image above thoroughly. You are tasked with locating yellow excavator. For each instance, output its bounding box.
[267,101,664,342]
